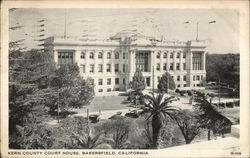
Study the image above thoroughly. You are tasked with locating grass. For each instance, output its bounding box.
[77,95,131,113]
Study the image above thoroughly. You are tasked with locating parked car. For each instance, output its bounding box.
[125,110,140,118]
[88,114,100,123]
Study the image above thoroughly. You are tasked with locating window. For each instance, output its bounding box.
[183,63,186,70]
[98,64,103,72]
[184,84,187,87]
[80,52,85,59]
[193,76,196,81]
[115,88,119,91]
[123,64,126,72]
[156,63,160,71]
[176,63,180,70]
[123,53,126,59]
[201,75,203,80]
[157,52,160,59]
[115,64,119,72]
[183,53,186,58]
[192,52,202,70]
[106,64,111,72]
[107,88,111,92]
[193,84,196,87]
[196,75,200,81]
[177,76,180,81]
[98,52,103,59]
[115,78,119,85]
[115,52,119,59]
[89,79,94,85]
[183,75,186,81]
[80,64,85,73]
[177,84,180,87]
[163,63,167,71]
[98,89,103,92]
[107,78,111,85]
[90,64,94,73]
[170,53,174,58]
[135,52,149,72]
[89,52,94,59]
[163,53,167,58]
[123,78,125,84]
[177,53,180,58]
[98,79,103,85]
[107,52,111,59]
[170,63,174,70]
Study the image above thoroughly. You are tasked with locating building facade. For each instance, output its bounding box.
[44,30,206,95]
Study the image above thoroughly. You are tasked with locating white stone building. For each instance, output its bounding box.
[44,30,206,95]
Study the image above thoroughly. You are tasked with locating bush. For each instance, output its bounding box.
[187,90,192,96]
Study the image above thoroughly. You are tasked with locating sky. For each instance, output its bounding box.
[9,8,239,54]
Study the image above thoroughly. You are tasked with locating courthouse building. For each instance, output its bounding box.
[44,30,206,95]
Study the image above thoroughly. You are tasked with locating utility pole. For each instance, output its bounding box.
[57,91,60,123]
[152,65,155,95]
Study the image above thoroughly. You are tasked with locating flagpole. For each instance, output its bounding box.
[196,22,199,41]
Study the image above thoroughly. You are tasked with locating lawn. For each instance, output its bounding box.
[76,95,131,113]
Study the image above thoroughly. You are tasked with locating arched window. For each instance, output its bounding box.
[170,52,174,58]
[98,52,103,59]
[163,52,167,58]
[177,52,180,58]
[80,52,85,59]
[107,52,111,59]
[115,52,119,59]
[156,52,160,59]
[89,52,94,59]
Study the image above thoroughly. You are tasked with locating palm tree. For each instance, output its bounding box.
[140,92,180,149]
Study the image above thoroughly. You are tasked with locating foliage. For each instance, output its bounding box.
[129,68,146,92]
[47,64,95,112]
[9,49,56,136]
[157,72,176,93]
[128,68,146,104]
[100,117,132,149]
[9,116,54,149]
[173,110,201,144]
[193,92,232,140]
[140,92,180,148]
[206,53,239,89]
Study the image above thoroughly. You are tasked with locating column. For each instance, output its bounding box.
[75,50,81,66]
[173,52,176,71]
[167,51,170,71]
[130,50,136,73]
[202,52,206,71]
[85,51,89,74]
[54,50,58,64]
[160,51,163,72]
[102,51,106,73]
[94,51,98,74]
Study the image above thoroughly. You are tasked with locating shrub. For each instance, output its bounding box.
[175,89,180,93]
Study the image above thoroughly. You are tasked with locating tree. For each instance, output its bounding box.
[129,68,146,105]
[101,117,132,149]
[157,72,176,93]
[140,92,180,149]
[46,64,94,114]
[194,92,232,140]
[173,110,201,144]
[129,68,146,92]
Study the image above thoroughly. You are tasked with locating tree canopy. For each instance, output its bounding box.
[129,68,146,92]
[157,72,176,93]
